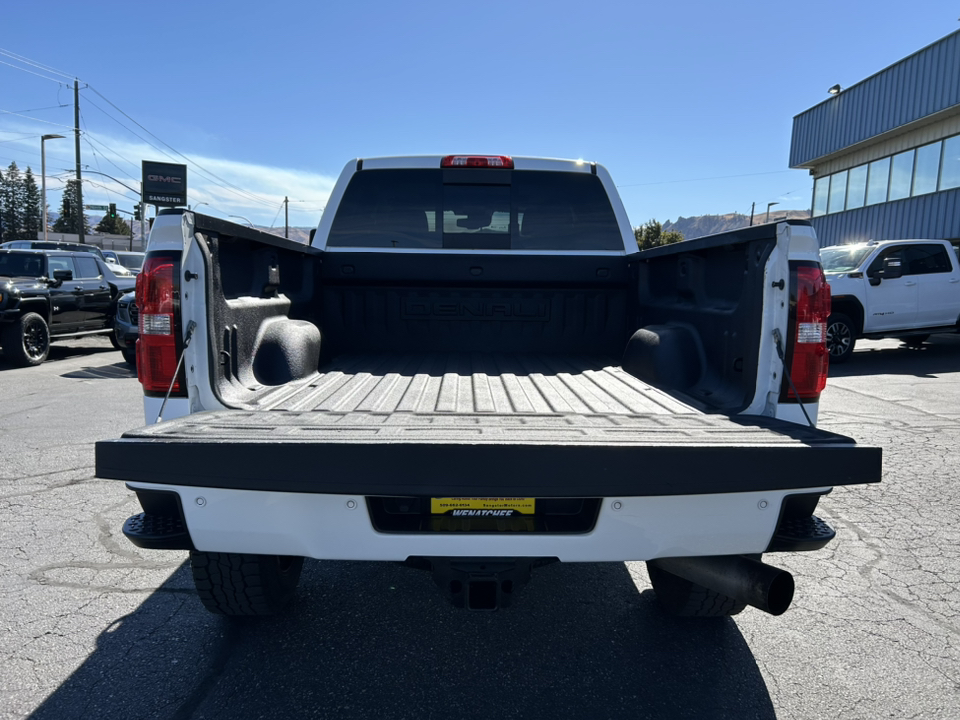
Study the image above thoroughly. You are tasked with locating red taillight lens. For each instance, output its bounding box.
[788,265,831,400]
[137,254,185,395]
[441,155,514,169]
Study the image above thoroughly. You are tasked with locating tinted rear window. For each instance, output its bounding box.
[75,256,101,278]
[116,253,144,270]
[327,169,623,251]
[0,253,45,277]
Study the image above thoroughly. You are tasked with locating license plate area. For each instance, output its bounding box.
[367,497,601,534]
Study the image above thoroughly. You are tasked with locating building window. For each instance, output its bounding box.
[828,170,847,214]
[812,176,829,216]
[866,157,890,206]
[846,165,867,209]
[912,141,941,196]
[888,149,915,201]
[940,135,960,191]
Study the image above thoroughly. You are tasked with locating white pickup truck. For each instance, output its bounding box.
[822,239,960,362]
[96,155,880,618]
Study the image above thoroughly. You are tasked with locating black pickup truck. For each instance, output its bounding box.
[0,249,134,366]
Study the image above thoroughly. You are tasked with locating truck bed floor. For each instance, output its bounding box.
[252,352,696,416]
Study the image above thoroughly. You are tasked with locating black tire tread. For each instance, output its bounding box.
[646,562,746,618]
[1,312,50,367]
[190,551,303,616]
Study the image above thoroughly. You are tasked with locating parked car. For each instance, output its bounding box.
[103,250,145,275]
[2,240,135,279]
[821,239,960,362]
[0,249,123,366]
[114,290,137,366]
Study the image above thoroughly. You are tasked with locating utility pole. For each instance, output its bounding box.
[73,79,85,243]
[284,196,289,239]
[140,183,145,249]
[749,201,755,227]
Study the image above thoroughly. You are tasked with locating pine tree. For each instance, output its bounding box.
[94,213,131,235]
[634,219,684,251]
[0,161,24,240]
[22,167,42,241]
[51,179,90,235]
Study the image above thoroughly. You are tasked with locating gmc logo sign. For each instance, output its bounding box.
[142,161,187,206]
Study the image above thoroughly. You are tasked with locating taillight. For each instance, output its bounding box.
[786,264,831,401]
[137,253,186,396]
[441,155,514,169]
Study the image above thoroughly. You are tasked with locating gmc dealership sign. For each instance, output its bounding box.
[142,160,187,206]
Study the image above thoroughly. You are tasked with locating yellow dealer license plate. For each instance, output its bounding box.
[431,497,535,517]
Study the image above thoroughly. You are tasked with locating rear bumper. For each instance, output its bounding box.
[125,482,832,562]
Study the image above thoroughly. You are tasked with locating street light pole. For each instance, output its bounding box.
[41,134,65,242]
[765,202,779,223]
[229,215,255,227]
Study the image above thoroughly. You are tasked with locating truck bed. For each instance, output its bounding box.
[97,353,881,497]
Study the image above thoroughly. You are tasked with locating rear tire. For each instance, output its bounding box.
[646,561,746,618]
[826,313,856,364]
[109,327,123,350]
[1,312,50,367]
[190,551,304,616]
[903,334,929,348]
[120,346,137,368]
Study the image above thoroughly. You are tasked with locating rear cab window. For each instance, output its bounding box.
[47,255,78,278]
[326,168,625,252]
[74,255,101,279]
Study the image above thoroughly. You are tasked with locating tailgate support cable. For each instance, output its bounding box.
[156,320,197,424]
[773,328,815,429]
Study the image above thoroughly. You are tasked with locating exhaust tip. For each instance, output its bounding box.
[765,571,795,616]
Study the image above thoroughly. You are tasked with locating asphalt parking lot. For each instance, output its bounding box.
[1,334,958,720]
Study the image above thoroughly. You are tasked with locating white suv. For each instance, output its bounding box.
[821,239,960,362]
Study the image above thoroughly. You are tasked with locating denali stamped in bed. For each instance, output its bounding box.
[96,155,880,617]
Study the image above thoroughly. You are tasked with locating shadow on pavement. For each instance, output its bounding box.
[60,361,136,380]
[830,334,960,379]
[0,338,121,371]
[30,559,774,720]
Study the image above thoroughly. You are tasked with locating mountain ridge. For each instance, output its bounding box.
[663,210,811,241]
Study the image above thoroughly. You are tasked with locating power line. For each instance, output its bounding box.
[82,177,140,203]
[83,135,139,181]
[80,90,277,210]
[0,58,63,84]
[0,48,75,81]
[80,107,115,209]
[4,104,70,115]
[269,200,285,228]
[83,85,278,209]
[2,46,290,214]
[80,93,183,165]
[0,142,75,166]
[0,133,37,145]
[0,107,76,129]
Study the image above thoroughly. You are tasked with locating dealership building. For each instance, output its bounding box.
[790,29,960,247]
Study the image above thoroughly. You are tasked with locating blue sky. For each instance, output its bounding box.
[1,1,957,230]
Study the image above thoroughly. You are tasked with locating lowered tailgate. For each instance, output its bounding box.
[97,353,880,496]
